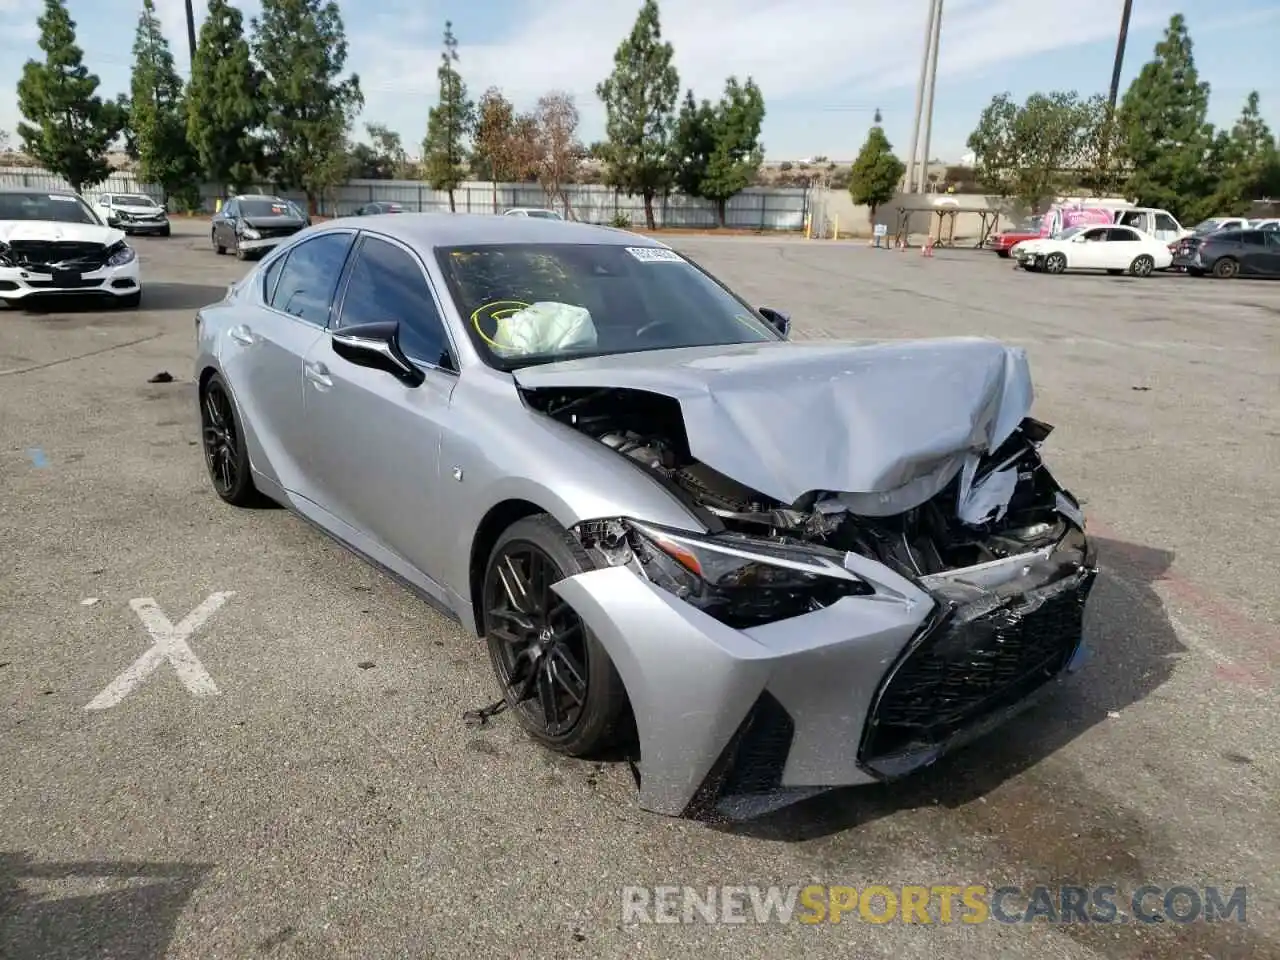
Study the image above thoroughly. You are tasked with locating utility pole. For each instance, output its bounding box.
[184,0,197,67]
[917,0,944,193]
[903,0,940,194]
[1108,0,1135,111]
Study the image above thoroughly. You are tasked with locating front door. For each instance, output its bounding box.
[302,233,459,582]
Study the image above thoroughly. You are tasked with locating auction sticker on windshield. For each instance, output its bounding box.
[626,247,685,263]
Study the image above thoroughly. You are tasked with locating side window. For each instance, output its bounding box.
[1107,228,1137,242]
[1240,231,1266,247]
[338,236,452,368]
[1083,228,1108,242]
[261,253,286,303]
[222,200,238,218]
[268,232,354,325]
[1154,214,1178,232]
[1266,233,1280,248]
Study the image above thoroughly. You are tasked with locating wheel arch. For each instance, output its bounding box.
[467,498,548,637]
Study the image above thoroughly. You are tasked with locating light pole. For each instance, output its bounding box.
[903,0,940,194]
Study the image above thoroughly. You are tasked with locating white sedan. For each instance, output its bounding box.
[1011,224,1174,277]
[0,187,141,307]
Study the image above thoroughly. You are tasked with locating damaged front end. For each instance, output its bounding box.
[526,380,1097,816]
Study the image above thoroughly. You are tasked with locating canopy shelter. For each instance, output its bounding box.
[893,204,1001,249]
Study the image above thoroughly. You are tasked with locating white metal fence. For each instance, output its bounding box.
[0,166,812,230]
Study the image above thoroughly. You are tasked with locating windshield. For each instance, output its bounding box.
[116,194,157,207]
[0,192,100,225]
[435,243,781,370]
[240,198,295,218]
[1192,220,1223,235]
[1057,226,1085,240]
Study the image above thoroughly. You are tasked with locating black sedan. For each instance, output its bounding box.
[1175,229,1280,279]
[211,195,309,260]
[352,201,405,215]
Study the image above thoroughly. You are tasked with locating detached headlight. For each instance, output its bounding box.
[106,243,136,266]
[626,520,872,628]
[238,223,260,239]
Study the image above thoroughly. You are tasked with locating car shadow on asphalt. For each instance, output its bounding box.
[0,851,212,959]
[717,535,1185,844]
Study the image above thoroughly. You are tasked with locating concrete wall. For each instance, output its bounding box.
[822,190,1029,243]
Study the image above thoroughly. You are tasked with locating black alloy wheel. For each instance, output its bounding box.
[1212,257,1239,279]
[199,374,259,506]
[482,514,629,756]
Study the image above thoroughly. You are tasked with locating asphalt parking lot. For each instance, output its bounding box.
[2,219,1277,959]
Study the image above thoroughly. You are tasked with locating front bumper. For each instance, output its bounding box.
[0,260,141,301]
[554,527,1095,818]
[113,217,169,234]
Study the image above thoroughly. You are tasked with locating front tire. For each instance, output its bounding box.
[199,373,263,507]
[1044,252,1067,274]
[1212,257,1239,279]
[160,224,171,237]
[481,514,630,757]
[996,249,1010,259]
[213,230,225,255]
[1130,254,1155,277]
[116,290,141,308]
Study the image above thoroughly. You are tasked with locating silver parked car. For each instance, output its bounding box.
[195,215,1096,819]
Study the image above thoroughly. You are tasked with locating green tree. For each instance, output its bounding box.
[596,0,680,229]
[670,91,715,199]
[1115,14,1213,220]
[422,21,474,212]
[186,0,261,193]
[348,122,408,179]
[16,0,122,194]
[701,77,765,226]
[1219,92,1280,207]
[253,0,363,212]
[129,0,197,203]
[849,121,905,219]
[966,90,1096,209]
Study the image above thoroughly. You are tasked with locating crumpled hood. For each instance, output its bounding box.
[514,337,1034,513]
[0,220,123,247]
[114,204,165,216]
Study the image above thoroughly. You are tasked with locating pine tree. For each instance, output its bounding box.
[1116,14,1212,220]
[422,21,474,212]
[129,0,197,203]
[186,0,261,193]
[253,0,363,211]
[596,0,680,229]
[16,0,122,194]
[670,91,716,199]
[849,121,906,219]
[701,77,766,226]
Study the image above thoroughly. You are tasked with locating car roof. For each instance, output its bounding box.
[319,212,667,249]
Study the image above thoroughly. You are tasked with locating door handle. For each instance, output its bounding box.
[229,325,255,345]
[304,361,332,388]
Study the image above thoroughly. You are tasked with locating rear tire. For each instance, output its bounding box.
[481,513,631,758]
[1212,257,1239,279]
[199,373,264,507]
[1130,254,1155,277]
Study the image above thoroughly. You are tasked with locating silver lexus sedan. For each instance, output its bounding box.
[195,214,1096,819]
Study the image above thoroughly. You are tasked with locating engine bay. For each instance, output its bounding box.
[523,386,1075,581]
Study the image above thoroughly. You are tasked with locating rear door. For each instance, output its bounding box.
[1073,227,1112,269]
[220,231,356,496]
[1105,227,1144,268]
[1262,232,1280,276]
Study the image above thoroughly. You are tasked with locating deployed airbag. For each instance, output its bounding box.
[493,301,597,358]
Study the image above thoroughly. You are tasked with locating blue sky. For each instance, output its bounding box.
[1,0,1277,163]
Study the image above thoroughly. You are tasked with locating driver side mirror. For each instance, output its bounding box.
[330,321,426,387]
[758,306,791,338]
